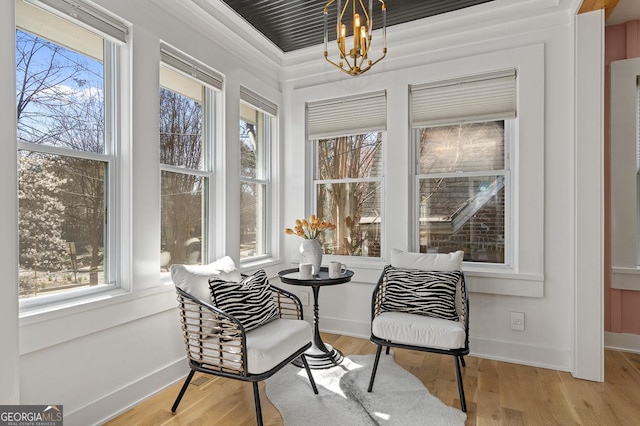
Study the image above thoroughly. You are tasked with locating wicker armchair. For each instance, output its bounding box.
[367,249,470,412]
[171,282,318,425]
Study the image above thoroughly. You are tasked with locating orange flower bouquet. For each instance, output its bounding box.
[284,215,336,239]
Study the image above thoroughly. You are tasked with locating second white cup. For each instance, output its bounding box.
[328,261,347,279]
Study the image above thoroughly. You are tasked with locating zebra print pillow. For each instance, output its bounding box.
[380,265,461,321]
[209,269,280,332]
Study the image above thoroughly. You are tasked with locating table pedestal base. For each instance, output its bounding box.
[293,343,344,369]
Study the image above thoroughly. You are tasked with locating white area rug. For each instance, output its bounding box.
[265,353,467,425]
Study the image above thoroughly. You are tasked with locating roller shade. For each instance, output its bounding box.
[161,44,223,91]
[411,69,517,127]
[307,90,387,139]
[240,86,278,117]
[24,0,128,44]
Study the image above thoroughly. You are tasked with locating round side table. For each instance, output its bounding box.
[278,266,353,369]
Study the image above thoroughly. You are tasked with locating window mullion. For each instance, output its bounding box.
[417,170,507,180]
[314,177,381,185]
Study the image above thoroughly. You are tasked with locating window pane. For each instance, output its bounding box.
[314,132,383,258]
[419,176,505,263]
[318,133,382,179]
[159,87,203,169]
[418,122,504,174]
[161,171,205,267]
[19,151,107,298]
[316,181,382,257]
[16,29,105,153]
[240,182,266,259]
[240,105,265,180]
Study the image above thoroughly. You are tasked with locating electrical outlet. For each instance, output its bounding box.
[300,291,309,306]
[510,311,525,331]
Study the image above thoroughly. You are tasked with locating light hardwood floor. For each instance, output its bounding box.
[105,333,640,425]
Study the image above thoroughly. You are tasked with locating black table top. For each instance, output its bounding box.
[277,266,354,286]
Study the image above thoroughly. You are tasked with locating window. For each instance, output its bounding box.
[160,45,222,270]
[307,91,386,257]
[610,57,640,290]
[411,70,516,264]
[16,0,126,299]
[239,87,276,260]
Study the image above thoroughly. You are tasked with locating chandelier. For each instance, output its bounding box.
[323,0,387,76]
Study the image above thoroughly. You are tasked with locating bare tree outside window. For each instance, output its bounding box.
[159,86,205,268]
[315,132,382,257]
[240,104,270,260]
[16,28,110,298]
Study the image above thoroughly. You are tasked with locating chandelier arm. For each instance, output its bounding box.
[355,48,387,75]
[324,56,358,76]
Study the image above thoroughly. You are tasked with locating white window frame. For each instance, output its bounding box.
[159,44,221,269]
[411,120,514,266]
[239,87,277,263]
[610,57,640,291]
[311,132,385,258]
[17,0,124,310]
[306,91,386,259]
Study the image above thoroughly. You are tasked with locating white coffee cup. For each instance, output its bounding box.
[328,261,347,279]
[299,263,313,280]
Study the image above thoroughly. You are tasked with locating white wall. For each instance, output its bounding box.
[0,0,604,423]
[280,0,599,374]
[2,0,284,424]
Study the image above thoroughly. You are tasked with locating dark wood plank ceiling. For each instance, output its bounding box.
[220,0,495,52]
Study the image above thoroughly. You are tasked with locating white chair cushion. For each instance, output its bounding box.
[171,256,242,304]
[195,319,312,375]
[372,311,465,350]
[391,248,463,272]
[246,318,312,374]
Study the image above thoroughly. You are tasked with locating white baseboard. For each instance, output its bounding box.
[313,315,370,339]
[469,337,571,371]
[605,331,640,354]
[315,315,571,372]
[65,358,189,426]
[73,321,580,425]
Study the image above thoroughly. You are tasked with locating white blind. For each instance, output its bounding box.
[307,90,387,139]
[410,69,517,127]
[24,0,128,44]
[240,87,278,117]
[160,44,223,91]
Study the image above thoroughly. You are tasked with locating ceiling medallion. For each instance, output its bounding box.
[323,0,387,76]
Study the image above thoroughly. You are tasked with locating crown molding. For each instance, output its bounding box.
[280,0,571,84]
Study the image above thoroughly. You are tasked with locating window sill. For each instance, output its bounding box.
[612,267,640,291]
[463,268,544,297]
[285,254,543,297]
[19,284,176,354]
[239,257,290,279]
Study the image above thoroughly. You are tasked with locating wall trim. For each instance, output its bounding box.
[70,357,188,426]
[470,337,571,372]
[318,317,571,372]
[605,331,640,353]
[612,267,640,291]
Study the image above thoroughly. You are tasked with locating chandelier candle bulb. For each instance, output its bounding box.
[323,0,387,76]
[354,13,360,51]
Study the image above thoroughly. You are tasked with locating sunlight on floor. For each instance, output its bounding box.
[295,357,365,399]
[374,411,391,420]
